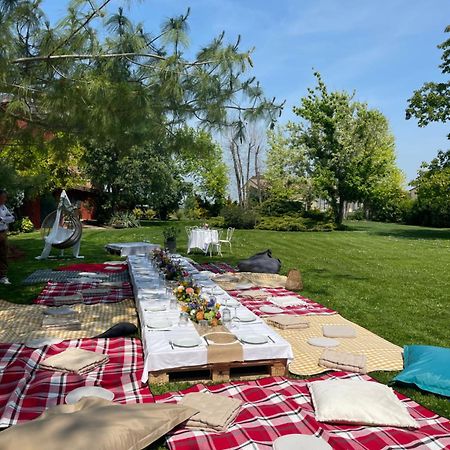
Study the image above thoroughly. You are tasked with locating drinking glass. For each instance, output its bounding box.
[198,319,209,333]
[170,296,178,310]
[179,312,189,326]
[222,307,231,328]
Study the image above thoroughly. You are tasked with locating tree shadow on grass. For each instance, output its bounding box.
[307,267,368,281]
[346,222,450,241]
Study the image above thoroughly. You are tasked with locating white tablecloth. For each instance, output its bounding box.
[128,255,293,383]
[187,229,219,253]
[105,242,159,256]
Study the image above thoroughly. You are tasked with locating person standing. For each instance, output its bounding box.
[0,190,15,285]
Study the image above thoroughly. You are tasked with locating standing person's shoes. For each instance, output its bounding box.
[0,277,11,285]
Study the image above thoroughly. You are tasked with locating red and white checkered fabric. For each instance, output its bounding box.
[0,338,153,427]
[228,287,336,316]
[156,372,450,450]
[33,281,133,305]
[56,262,128,273]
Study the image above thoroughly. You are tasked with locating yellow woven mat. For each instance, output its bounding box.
[240,272,287,288]
[214,272,287,290]
[267,314,403,375]
[0,299,138,343]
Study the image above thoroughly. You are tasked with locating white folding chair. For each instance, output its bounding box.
[219,227,235,253]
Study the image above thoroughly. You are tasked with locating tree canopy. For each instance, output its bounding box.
[288,73,404,224]
[406,26,450,139]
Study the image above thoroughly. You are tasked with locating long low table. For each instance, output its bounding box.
[128,255,293,384]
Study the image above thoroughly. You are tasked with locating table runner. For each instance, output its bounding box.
[0,338,154,427]
[155,372,450,450]
[198,327,243,364]
[228,287,336,316]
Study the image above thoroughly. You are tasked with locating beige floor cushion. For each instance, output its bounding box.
[0,397,197,450]
[309,380,418,428]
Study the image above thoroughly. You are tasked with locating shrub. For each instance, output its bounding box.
[256,216,335,232]
[109,211,140,228]
[347,209,365,221]
[19,217,34,233]
[260,198,304,216]
[302,208,333,222]
[132,208,144,219]
[208,216,225,228]
[221,205,259,229]
[145,208,156,220]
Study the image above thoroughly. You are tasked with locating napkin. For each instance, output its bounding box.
[269,295,307,307]
[237,289,268,299]
[39,348,109,374]
[180,392,242,432]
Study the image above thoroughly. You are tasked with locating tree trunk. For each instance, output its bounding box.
[337,200,346,225]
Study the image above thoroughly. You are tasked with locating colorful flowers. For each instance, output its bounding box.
[152,249,186,281]
[184,295,221,326]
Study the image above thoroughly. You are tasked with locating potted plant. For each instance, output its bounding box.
[163,226,179,253]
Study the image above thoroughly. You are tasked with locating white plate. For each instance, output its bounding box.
[236,313,256,323]
[145,305,166,312]
[24,338,63,348]
[259,305,284,314]
[273,434,332,450]
[43,307,76,316]
[171,336,203,348]
[65,386,114,405]
[239,334,268,345]
[147,319,172,329]
[223,299,240,307]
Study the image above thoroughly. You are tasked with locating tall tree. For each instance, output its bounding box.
[406,26,450,139]
[0,1,282,151]
[289,72,403,224]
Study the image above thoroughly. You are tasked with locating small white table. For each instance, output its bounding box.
[187,229,219,255]
[105,242,159,257]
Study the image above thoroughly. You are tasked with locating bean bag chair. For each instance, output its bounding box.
[237,249,281,274]
[95,322,138,338]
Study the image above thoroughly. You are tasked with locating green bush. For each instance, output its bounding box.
[145,208,156,220]
[132,207,144,219]
[302,208,333,222]
[20,217,35,233]
[109,211,140,228]
[347,209,365,221]
[256,216,335,232]
[260,198,304,216]
[208,216,225,228]
[221,205,259,229]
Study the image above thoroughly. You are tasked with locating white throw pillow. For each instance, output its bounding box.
[308,380,418,428]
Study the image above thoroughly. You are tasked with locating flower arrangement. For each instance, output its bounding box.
[152,249,186,281]
[174,280,202,302]
[181,295,222,326]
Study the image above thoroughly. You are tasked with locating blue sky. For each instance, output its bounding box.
[44,0,450,183]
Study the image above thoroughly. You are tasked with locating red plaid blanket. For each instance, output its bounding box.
[228,287,336,316]
[193,262,237,274]
[0,338,153,427]
[33,281,134,305]
[156,371,450,450]
[56,262,128,273]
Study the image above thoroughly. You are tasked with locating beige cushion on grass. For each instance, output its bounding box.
[322,324,356,338]
[308,380,418,428]
[39,348,109,374]
[0,397,197,450]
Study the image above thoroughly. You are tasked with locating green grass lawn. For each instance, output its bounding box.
[1,220,449,419]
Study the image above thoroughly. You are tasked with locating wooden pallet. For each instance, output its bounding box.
[149,358,287,384]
